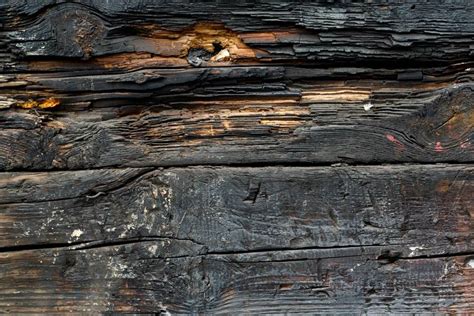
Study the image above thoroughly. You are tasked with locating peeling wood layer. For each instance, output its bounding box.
[0,2,472,169]
[2,1,474,65]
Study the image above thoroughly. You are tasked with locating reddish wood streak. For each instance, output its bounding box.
[385,133,405,151]
[435,141,444,152]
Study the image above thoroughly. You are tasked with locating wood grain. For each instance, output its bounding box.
[3,1,474,64]
[0,165,472,313]
[0,0,473,313]
[0,1,473,169]
[0,165,472,254]
[1,242,473,314]
[0,81,472,170]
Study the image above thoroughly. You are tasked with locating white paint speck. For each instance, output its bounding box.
[467,259,474,268]
[149,245,158,255]
[363,102,373,111]
[71,229,83,239]
[158,303,171,316]
[106,258,136,279]
[409,246,424,257]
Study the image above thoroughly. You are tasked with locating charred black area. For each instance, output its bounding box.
[0,0,473,314]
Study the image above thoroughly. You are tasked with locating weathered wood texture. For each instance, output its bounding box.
[0,165,473,313]
[2,243,473,314]
[0,1,473,169]
[0,0,473,314]
[0,165,472,255]
[1,81,472,170]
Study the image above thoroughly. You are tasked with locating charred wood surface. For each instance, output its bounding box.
[0,0,473,314]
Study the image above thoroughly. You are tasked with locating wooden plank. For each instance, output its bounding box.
[1,1,473,169]
[2,1,474,102]
[1,165,472,256]
[0,81,472,170]
[0,1,473,314]
[2,1,474,64]
[0,241,473,314]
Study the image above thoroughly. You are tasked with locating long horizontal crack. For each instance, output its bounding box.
[0,236,204,254]
[0,240,95,253]
[397,251,474,261]
[0,167,156,206]
[1,238,472,262]
[206,243,394,256]
[5,57,474,73]
[71,235,205,251]
[1,161,473,174]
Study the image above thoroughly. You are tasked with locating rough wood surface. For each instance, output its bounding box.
[0,80,472,170]
[1,243,473,314]
[0,1,472,169]
[0,165,473,313]
[0,165,472,255]
[0,0,473,314]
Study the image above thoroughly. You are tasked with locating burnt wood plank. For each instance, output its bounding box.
[0,241,473,314]
[0,1,473,314]
[0,81,472,170]
[1,1,473,169]
[1,2,474,111]
[1,2,474,106]
[2,1,474,65]
[0,165,472,256]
